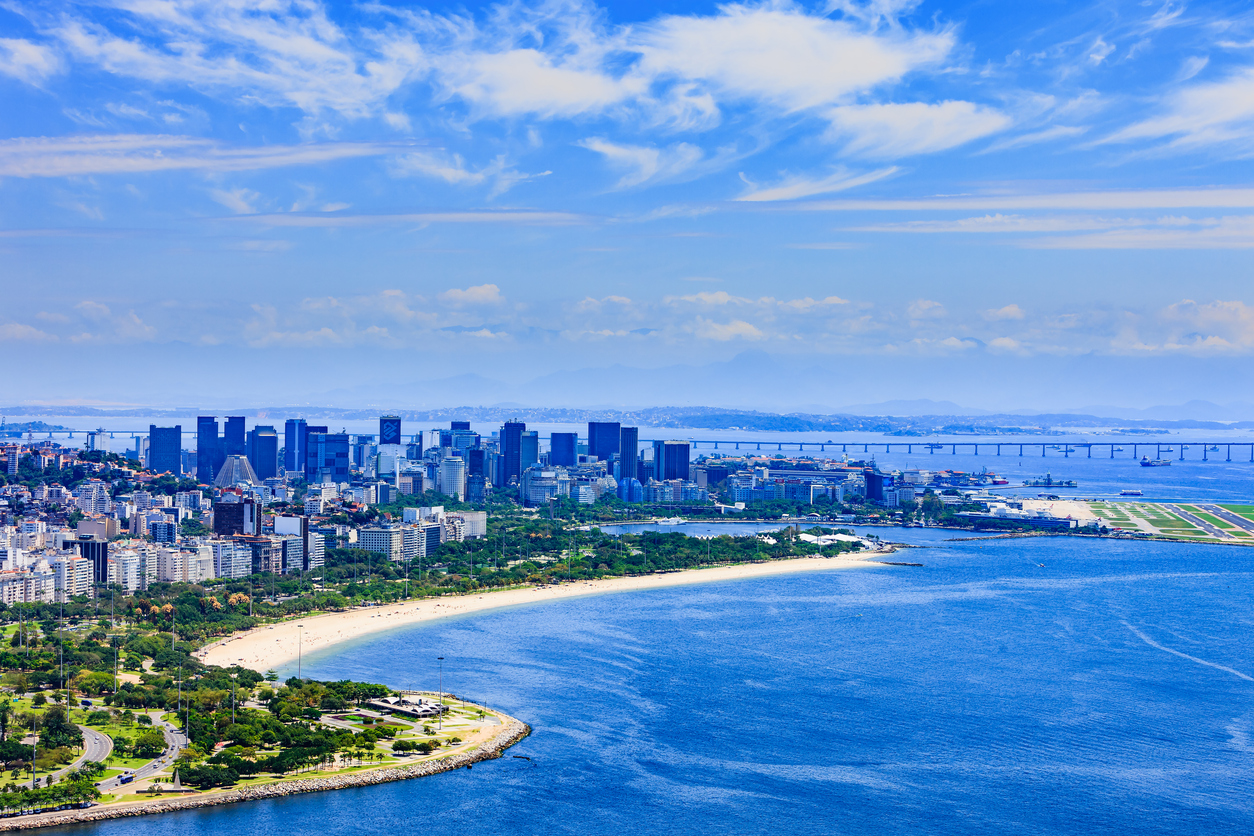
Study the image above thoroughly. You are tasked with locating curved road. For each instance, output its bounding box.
[96,715,187,792]
[48,726,113,781]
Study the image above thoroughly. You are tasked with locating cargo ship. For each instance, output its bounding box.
[1119,489,1143,496]
[1139,457,1171,467]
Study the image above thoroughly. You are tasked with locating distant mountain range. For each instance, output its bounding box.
[3,404,1252,434]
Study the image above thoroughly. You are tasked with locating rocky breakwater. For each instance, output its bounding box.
[0,720,531,832]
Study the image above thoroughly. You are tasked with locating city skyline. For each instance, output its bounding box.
[4,0,1254,409]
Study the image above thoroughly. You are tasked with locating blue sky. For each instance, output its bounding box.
[4,0,1254,411]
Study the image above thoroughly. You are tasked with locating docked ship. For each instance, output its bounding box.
[1022,473,1077,488]
[1139,457,1171,467]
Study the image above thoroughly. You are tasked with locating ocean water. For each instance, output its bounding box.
[61,532,1254,835]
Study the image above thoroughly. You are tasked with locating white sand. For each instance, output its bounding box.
[199,553,883,673]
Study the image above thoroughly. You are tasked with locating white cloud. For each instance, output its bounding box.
[1088,37,1115,65]
[736,166,897,201]
[226,210,585,227]
[0,322,56,341]
[441,47,644,119]
[0,38,61,85]
[908,299,946,319]
[1105,65,1254,152]
[577,138,703,188]
[635,5,954,112]
[0,134,397,177]
[1025,215,1254,249]
[852,213,1137,233]
[45,4,428,121]
[691,317,765,341]
[985,304,1025,320]
[209,187,261,215]
[796,188,1254,211]
[440,284,505,305]
[979,125,1088,154]
[827,101,1011,157]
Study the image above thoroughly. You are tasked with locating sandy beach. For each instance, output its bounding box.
[199,553,883,673]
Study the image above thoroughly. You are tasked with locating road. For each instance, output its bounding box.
[1198,504,1254,535]
[1165,505,1234,539]
[49,726,113,781]
[96,714,187,792]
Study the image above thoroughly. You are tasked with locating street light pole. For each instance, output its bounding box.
[437,656,444,732]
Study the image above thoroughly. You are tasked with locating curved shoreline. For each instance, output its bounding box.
[0,719,531,832]
[200,552,885,673]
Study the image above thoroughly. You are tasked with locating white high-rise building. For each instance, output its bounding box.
[212,541,253,579]
[439,456,466,501]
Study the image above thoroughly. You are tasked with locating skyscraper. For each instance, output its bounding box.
[196,416,220,481]
[652,440,691,481]
[501,421,525,484]
[521,431,540,470]
[223,416,246,456]
[618,426,639,480]
[147,425,182,476]
[380,415,402,446]
[284,418,307,475]
[305,431,350,482]
[550,432,577,467]
[247,425,279,481]
[451,421,471,431]
[588,421,621,462]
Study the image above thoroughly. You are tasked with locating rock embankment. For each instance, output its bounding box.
[0,720,531,832]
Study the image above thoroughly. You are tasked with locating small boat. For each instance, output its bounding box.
[1113,446,1124,452]
[1208,445,1220,452]
[1139,457,1171,467]
[1120,489,1143,496]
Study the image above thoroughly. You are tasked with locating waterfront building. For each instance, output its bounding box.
[359,524,404,562]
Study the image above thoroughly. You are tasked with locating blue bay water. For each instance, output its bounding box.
[62,532,1254,835]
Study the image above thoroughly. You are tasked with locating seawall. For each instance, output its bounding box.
[0,720,531,832]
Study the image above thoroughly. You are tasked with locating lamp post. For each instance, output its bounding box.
[437,656,444,732]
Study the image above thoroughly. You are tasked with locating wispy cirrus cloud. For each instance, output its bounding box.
[1104,65,1254,153]
[0,134,399,177]
[576,138,705,188]
[736,166,898,202]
